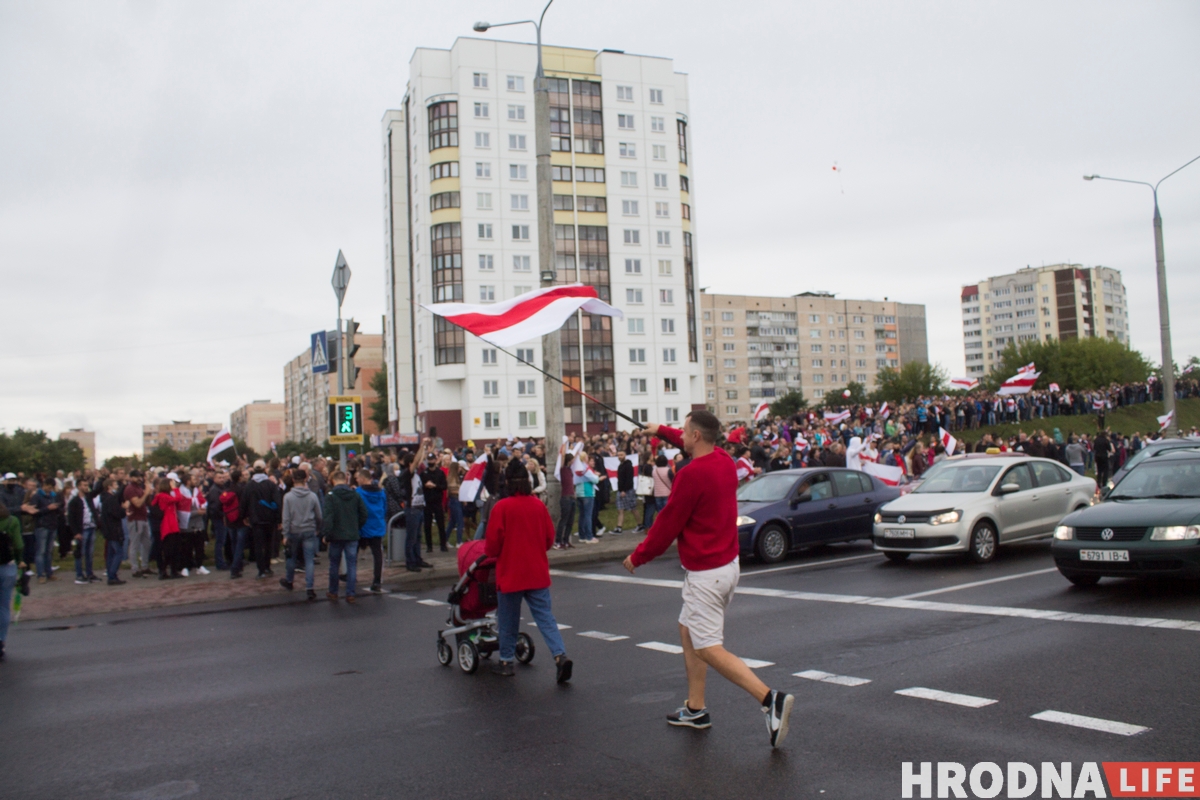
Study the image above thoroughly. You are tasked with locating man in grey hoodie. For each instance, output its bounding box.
[280,469,323,600]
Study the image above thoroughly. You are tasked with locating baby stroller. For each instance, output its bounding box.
[436,539,535,674]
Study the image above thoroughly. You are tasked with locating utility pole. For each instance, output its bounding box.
[331,250,352,469]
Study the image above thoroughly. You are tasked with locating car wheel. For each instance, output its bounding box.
[755,524,789,564]
[884,551,910,564]
[1061,570,1100,588]
[968,521,998,564]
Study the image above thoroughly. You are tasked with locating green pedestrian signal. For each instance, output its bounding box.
[340,404,356,434]
[327,395,363,444]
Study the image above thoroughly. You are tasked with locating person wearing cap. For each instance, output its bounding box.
[1,473,24,519]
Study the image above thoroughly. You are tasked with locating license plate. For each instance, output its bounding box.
[1079,549,1129,562]
[884,528,915,539]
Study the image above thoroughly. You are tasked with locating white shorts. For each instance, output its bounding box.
[678,558,740,650]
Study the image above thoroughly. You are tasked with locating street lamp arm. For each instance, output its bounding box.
[1155,153,1200,192]
[475,19,537,31]
[1083,174,1154,190]
[538,0,556,29]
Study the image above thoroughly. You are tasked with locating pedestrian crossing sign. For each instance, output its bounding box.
[311,331,330,374]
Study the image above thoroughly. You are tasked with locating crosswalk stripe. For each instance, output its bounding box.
[637,641,684,655]
[416,599,448,607]
[1031,710,1149,736]
[577,631,630,641]
[528,622,571,630]
[895,687,998,708]
[387,593,416,600]
[794,669,872,687]
[740,658,775,669]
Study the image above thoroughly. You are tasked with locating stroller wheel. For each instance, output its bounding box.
[437,639,453,667]
[515,632,535,664]
[458,640,480,674]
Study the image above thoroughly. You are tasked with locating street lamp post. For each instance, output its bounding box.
[1084,154,1200,439]
[474,1,565,523]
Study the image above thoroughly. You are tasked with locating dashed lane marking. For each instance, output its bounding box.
[740,658,775,669]
[417,599,449,607]
[891,568,1059,600]
[637,641,685,655]
[794,669,872,687]
[895,687,998,708]
[577,631,630,642]
[528,622,572,630]
[1031,710,1149,736]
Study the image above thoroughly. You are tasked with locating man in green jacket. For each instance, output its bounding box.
[322,471,368,603]
[1,503,25,662]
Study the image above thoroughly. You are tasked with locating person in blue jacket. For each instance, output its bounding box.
[355,469,388,594]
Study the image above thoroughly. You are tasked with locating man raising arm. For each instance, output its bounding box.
[623,410,794,748]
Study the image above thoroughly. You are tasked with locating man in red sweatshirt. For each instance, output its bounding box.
[624,409,794,748]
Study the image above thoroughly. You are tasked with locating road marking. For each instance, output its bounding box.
[417,599,448,607]
[740,658,775,669]
[552,570,1200,633]
[577,630,630,642]
[528,622,571,630]
[1031,710,1149,736]
[892,568,1059,600]
[896,687,998,708]
[794,669,872,687]
[637,641,684,655]
[741,553,882,577]
[387,593,416,600]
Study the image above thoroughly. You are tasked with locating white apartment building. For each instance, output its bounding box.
[961,264,1129,375]
[383,39,701,446]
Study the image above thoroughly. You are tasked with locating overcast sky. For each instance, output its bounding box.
[2,1,1197,460]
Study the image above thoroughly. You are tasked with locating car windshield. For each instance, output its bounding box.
[737,473,798,503]
[913,464,1002,494]
[1108,459,1200,499]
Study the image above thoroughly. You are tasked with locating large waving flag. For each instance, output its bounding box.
[949,377,979,391]
[207,427,235,466]
[862,461,904,487]
[421,284,623,347]
[997,366,1039,395]
[753,401,771,422]
[458,453,488,503]
[824,409,851,425]
[939,426,958,456]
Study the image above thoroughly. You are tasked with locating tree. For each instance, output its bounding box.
[369,365,390,432]
[0,429,85,475]
[825,381,869,407]
[985,337,1152,392]
[145,442,183,468]
[768,390,807,419]
[103,454,147,472]
[872,362,947,403]
[271,439,339,461]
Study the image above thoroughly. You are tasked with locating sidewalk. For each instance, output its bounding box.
[16,530,660,622]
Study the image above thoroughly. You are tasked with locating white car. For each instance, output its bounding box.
[873,456,1096,563]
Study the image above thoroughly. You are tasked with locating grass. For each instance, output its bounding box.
[957,397,1200,445]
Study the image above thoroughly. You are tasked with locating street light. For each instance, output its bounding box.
[472,1,565,522]
[1083,154,1200,439]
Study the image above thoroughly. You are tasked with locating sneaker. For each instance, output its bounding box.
[74,578,88,585]
[762,690,795,748]
[306,589,317,601]
[666,705,711,729]
[180,568,189,577]
[88,575,101,582]
[279,578,294,591]
[595,528,606,538]
[369,584,383,594]
[492,661,515,677]
[107,578,127,586]
[613,527,623,534]
[555,654,573,685]
[197,566,210,575]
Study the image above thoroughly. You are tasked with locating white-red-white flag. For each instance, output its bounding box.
[878,402,890,420]
[753,401,771,422]
[1158,410,1175,432]
[421,284,622,348]
[862,461,904,487]
[602,454,639,490]
[939,426,958,456]
[1017,362,1037,374]
[207,427,234,466]
[949,377,979,391]
[998,367,1039,395]
[1048,382,1060,392]
[458,453,488,503]
[1092,398,1108,410]
[824,409,851,425]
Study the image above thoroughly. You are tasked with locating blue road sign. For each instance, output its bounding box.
[311,331,330,374]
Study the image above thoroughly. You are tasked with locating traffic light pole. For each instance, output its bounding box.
[336,312,346,472]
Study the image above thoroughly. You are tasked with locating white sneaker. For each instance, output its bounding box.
[180,568,189,577]
[197,566,210,575]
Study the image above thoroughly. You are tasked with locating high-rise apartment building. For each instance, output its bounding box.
[230,401,285,455]
[58,429,96,469]
[961,264,1129,376]
[700,291,928,423]
[142,422,223,458]
[383,39,701,447]
[283,332,383,445]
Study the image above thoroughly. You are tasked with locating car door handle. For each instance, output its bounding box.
[827,503,837,509]
[863,497,874,504]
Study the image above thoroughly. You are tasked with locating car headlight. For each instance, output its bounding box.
[1150,525,1200,541]
[873,512,882,524]
[928,510,962,526]
[1053,525,1074,540]
[736,516,756,527]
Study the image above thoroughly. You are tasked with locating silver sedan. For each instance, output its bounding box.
[873,455,1096,563]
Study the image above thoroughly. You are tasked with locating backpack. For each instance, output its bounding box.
[220,490,241,524]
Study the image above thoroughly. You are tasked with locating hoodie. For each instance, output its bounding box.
[846,436,864,471]
[241,472,282,526]
[282,486,323,538]
[322,484,369,542]
[356,483,387,538]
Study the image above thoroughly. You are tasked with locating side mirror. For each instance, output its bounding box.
[790,492,811,507]
[998,483,1021,495]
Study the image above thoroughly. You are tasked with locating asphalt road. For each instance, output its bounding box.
[2,540,1198,799]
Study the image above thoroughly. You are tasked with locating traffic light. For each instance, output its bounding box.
[326,330,339,375]
[327,396,363,444]
[344,318,361,389]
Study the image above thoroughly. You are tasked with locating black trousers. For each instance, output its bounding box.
[251,523,273,575]
[157,532,182,576]
[359,537,383,585]
[184,530,206,569]
[424,504,446,550]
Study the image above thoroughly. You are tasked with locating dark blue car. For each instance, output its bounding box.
[737,468,901,563]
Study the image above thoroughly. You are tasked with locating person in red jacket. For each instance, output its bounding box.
[484,458,573,684]
[152,477,187,580]
[624,409,794,748]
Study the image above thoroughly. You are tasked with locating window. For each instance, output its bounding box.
[508,134,527,150]
[475,162,491,178]
[512,225,529,241]
[655,202,670,218]
[647,87,664,104]
[513,255,531,272]
[430,191,460,211]
[576,167,605,182]
[624,229,641,245]
[428,101,458,150]
[515,348,534,364]
[724,374,737,384]
[626,287,644,304]
[549,165,572,182]
[632,408,650,424]
[482,380,499,397]
[810,344,823,353]
[513,285,532,298]
[509,163,528,180]
[658,259,672,276]
[650,116,665,133]
[483,412,500,429]
[624,258,642,274]
[660,288,674,305]
[855,344,865,353]
[664,377,678,393]
[629,348,646,364]
[479,285,495,302]
[473,72,488,88]
[478,254,494,271]
[619,142,636,157]
[630,378,647,394]
[723,343,736,352]
[507,105,525,121]
[517,379,536,397]
[722,326,734,336]
[477,223,493,240]
[510,194,529,211]
[553,194,573,211]
[725,390,738,400]
[661,318,676,334]
[474,131,490,148]
[616,85,633,101]
[721,358,735,368]
[656,231,671,247]
[652,144,667,161]
[482,348,498,365]
[663,348,677,364]
[854,330,864,339]
[506,75,524,92]
[430,162,459,180]
[474,102,489,118]
[518,411,537,428]
[621,170,638,187]
[628,318,645,334]
[577,195,606,212]
[677,118,688,164]
[618,114,635,130]
[721,311,734,321]
[622,199,640,216]
[811,358,824,367]
[652,173,668,189]
[476,192,492,210]
[681,203,691,220]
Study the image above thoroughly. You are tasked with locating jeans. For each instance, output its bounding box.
[574,496,595,541]
[212,521,231,570]
[359,537,383,586]
[126,520,152,572]
[447,497,465,545]
[1070,464,1085,476]
[120,518,129,562]
[104,538,123,581]
[327,540,358,596]
[231,526,249,574]
[497,587,566,662]
[74,527,96,579]
[33,527,55,578]
[404,507,425,568]
[0,562,16,643]
[555,495,576,546]
[285,534,318,590]
[642,496,659,530]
